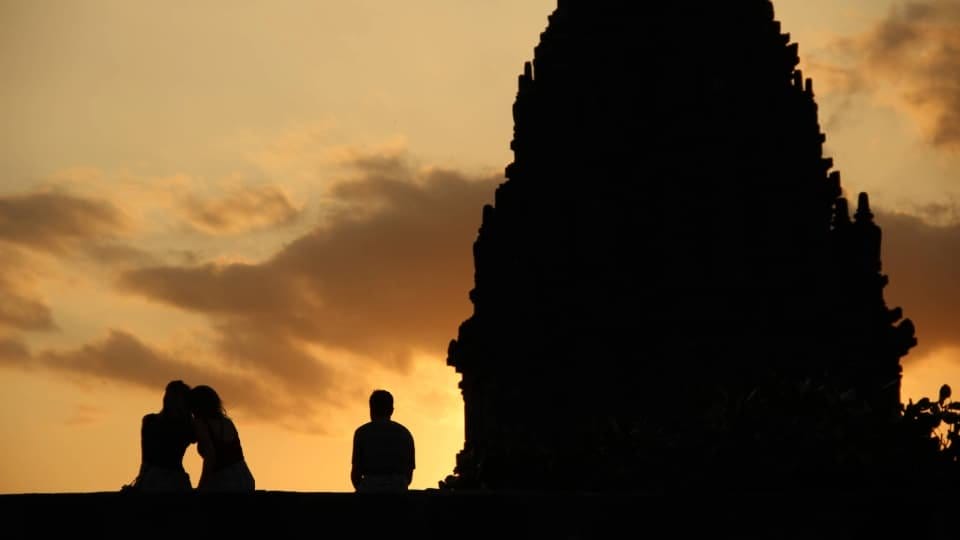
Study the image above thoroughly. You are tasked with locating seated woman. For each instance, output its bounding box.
[189,385,255,492]
[132,380,196,492]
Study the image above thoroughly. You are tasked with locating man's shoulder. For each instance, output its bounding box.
[354,421,376,436]
[390,421,414,438]
[356,420,411,437]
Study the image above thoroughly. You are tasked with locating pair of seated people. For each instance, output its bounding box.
[131,381,255,493]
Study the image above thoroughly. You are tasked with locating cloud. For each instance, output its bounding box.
[213,319,341,398]
[911,199,960,226]
[0,150,498,429]
[0,153,497,425]
[0,325,335,430]
[178,184,302,235]
[82,242,161,268]
[64,404,102,427]
[0,329,322,426]
[820,1,960,149]
[0,191,127,253]
[880,209,960,360]
[0,336,30,366]
[0,246,55,331]
[0,288,54,331]
[120,152,498,374]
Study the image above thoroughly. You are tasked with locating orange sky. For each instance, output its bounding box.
[1,0,958,494]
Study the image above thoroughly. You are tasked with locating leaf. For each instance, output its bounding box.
[940,384,952,403]
[948,403,960,411]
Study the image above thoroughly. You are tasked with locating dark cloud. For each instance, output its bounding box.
[17,329,321,426]
[82,242,160,268]
[0,288,55,331]
[880,209,960,359]
[823,1,960,149]
[120,156,498,375]
[178,184,302,234]
[0,192,126,252]
[0,336,30,366]
[0,327,332,430]
[214,319,340,399]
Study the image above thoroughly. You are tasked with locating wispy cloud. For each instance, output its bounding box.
[0,336,30,365]
[815,1,960,150]
[64,404,103,427]
[178,184,302,235]
[0,246,54,332]
[0,329,326,428]
[0,192,127,253]
[0,288,54,332]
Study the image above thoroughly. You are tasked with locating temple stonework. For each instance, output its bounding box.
[445,0,917,490]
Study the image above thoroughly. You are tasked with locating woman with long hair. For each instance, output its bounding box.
[189,385,255,492]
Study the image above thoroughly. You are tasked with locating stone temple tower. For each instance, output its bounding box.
[445,0,916,490]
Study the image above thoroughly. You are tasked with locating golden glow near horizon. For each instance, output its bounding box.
[1,0,959,493]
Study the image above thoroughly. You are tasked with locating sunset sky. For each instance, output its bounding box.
[1,0,958,494]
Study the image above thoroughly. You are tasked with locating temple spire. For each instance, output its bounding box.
[442,1,915,491]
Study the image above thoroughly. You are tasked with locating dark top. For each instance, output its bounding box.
[202,417,245,471]
[352,420,415,476]
[141,412,195,471]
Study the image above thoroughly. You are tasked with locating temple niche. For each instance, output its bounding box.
[444,0,917,491]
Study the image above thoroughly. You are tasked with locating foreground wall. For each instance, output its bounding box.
[0,490,948,539]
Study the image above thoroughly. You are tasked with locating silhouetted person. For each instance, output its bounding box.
[351,389,415,492]
[131,380,196,492]
[189,385,255,492]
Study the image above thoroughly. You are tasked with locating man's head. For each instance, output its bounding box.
[369,389,394,421]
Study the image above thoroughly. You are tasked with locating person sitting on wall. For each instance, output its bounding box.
[190,385,255,492]
[351,389,415,493]
[128,380,196,492]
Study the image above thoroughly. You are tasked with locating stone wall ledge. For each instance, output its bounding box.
[0,489,948,539]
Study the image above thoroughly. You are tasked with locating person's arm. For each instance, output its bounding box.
[194,417,218,488]
[350,466,363,491]
[350,429,363,491]
[194,417,217,468]
[405,429,415,487]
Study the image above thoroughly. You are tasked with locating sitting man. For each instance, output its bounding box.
[351,389,415,493]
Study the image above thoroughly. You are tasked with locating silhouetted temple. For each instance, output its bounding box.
[445,0,917,490]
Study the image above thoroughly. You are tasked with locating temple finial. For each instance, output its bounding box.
[855,192,874,222]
